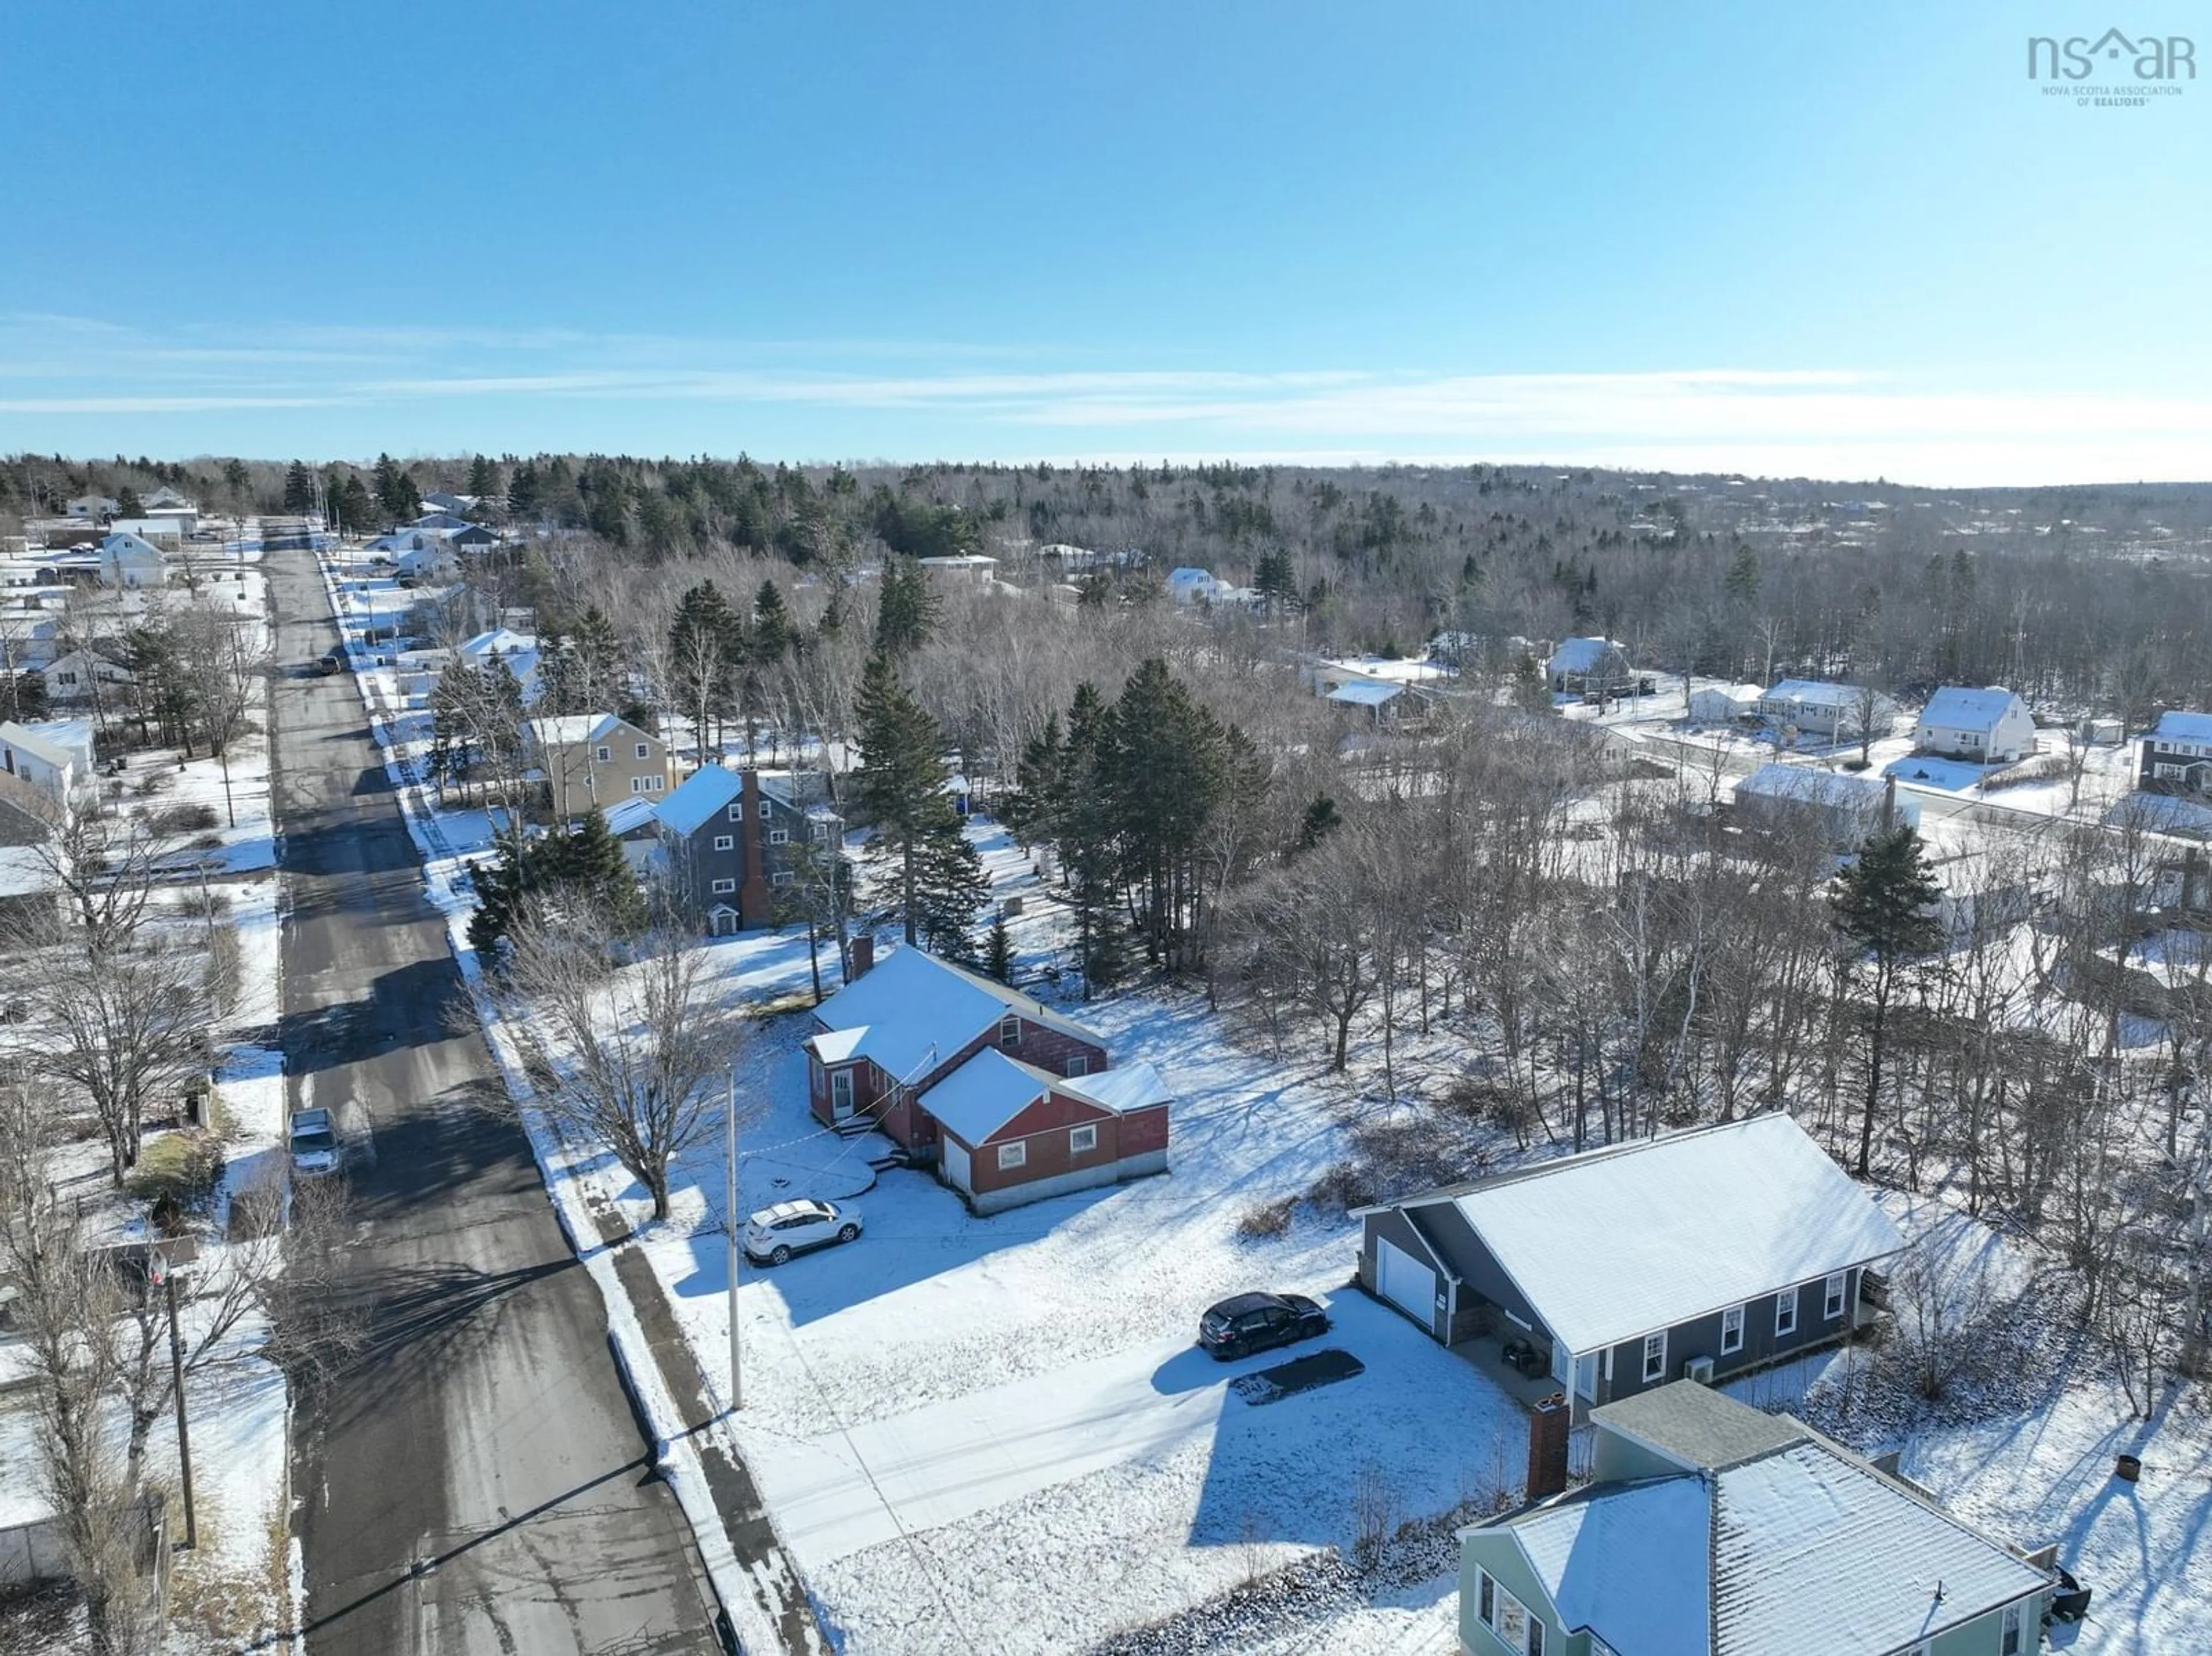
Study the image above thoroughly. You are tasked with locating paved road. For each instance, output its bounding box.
[268,540,719,1656]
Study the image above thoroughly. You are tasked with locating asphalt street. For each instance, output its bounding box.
[268,536,719,1656]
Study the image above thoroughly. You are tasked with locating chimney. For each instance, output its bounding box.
[1882,772,1899,832]
[848,933,875,982]
[1525,1392,1571,1503]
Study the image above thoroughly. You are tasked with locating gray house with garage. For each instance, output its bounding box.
[1353,1113,1902,1407]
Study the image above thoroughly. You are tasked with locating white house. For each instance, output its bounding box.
[40,649,134,706]
[1755,679,1896,742]
[97,533,170,589]
[456,627,541,702]
[1734,762,1918,844]
[1915,686,2036,763]
[1685,682,1764,723]
[106,518,185,551]
[142,487,196,512]
[0,721,83,801]
[1166,567,1225,605]
[915,553,998,586]
[1546,636,1634,696]
[65,495,119,521]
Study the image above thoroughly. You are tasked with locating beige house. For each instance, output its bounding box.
[525,713,672,820]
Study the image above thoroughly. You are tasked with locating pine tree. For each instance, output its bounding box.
[753,579,791,661]
[669,582,734,760]
[282,460,314,513]
[1298,793,1342,850]
[506,461,541,520]
[467,453,502,499]
[914,821,991,963]
[873,555,938,655]
[116,486,143,519]
[984,915,1013,983]
[372,453,418,524]
[1830,824,1943,1177]
[1253,547,1300,609]
[853,655,973,948]
[1003,713,1067,848]
[1107,659,1227,970]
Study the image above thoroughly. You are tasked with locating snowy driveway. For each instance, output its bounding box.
[750,1333,1255,1564]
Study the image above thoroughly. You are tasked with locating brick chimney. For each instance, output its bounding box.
[1526,1392,1571,1503]
[848,933,875,982]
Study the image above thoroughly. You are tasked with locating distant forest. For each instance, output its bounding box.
[7,450,2212,719]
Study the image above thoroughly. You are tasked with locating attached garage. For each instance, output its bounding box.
[1376,1237,1439,1329]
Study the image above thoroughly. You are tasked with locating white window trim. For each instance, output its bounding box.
[635,742,650,759]
[999,1014,1021,1046]
[630,776,645,794]
[594,745,611,761]
[710,877,736,895]
[771,870,793,887]
[1776,1286,1799,1338]
[2000,1601,2024,1656]
[769,827,790,844]
[1823,1272,1847,1320]
[713,834,734,851]
[997,1140,1027,1171]
[1064,1054,1089,1077]
[1069,1124,1097,1154]
[1721,1304,1745,1355]
[727,802,743,821]
[649,775,664,791]
[1642,1331,1666,1384]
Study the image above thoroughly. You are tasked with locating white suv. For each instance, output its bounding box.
[743,1199,862,1265]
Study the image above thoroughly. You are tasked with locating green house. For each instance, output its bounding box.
[1460,1383,2055,1656]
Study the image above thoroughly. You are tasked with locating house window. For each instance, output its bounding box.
[1721,1305,1744,1355]
[998,1140,1027,1171]
[57,672,77,687]
[635,742,650,759]
[1070,1125,1097,1154]
[812,822,830,840]
[713,835,734,851]
[1064,1054,1089,1077]
[711,878,736,895]
[1776,1286,1799,1338]
[999,1014,1021,1047]
[1642,1332,1666,1384]
[1478,1570,1494,1625]
[1824,1272,1847,1320]
[649,775,664,791]
[769,828,790,845]
[2001,1602,2024,1655]
[727,802,743,821]
[595,745,612,762]
[771,871,793,887]
[630,777,645,794]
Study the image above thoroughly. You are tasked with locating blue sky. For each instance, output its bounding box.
[3,2,2206,482]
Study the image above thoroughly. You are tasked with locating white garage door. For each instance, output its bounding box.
[1376,1237,1438,1333]
[942,1138,972,1195]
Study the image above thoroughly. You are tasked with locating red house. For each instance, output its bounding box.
[803,945,1170,1212]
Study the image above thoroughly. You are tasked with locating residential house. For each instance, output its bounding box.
[141,505,200,535]
[1461,1381,2055,1656]
[455,627,540,702]
[141,487,195,512]
[599,794,664,876]
[39,648,133,708]
[1546,637,1635,698]
[0,721,84,801]
[654,762,839,933]
[444,523,499,551]
[65,495,119,521]
[106,518,185,551]
[1353,1113,1902,1405]
[1915,687,2036,764]
[1755,679,1896,743]
[2139,710,2212,792]
[420,490,476,516]
[1325,680,1405,724]
[801,944,1169,1211]
[1167,567,1225,605]
[1685,682,1763,723]
[915,553,998,586]
[1733,763,1917,845]
[96,533,169,589]
[524,713,671,819]
[411,510,474,531]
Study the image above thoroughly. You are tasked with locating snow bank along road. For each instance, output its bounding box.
[268,544,722,1655]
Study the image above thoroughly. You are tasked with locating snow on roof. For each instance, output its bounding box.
[99,532,165,560]
[1430,1115,1903,1354]
[2150,710,2212,744]
[1759,679,1858,707]
[0,722,77,771]
[1695,683,1766,704]
[1918,686,2023,730]
[1326,681,1402,707]
[459,627,536,658]
[1509,1477,1711,1656]
[528,713,623,747]
[808,1026,868,1064]
[1592,1381,1808,1472]
[1548,636,1624,674]
[1734,763,1887,810]
[2106,793,2212,836]
[1057,1060,1172,1116]
[1714,1442,2049,1656]
[601,795,658,836]
[18,718,94,760]
[920,1048,1056,1146]
[656,763,743,837]
[810,947,1103,1086]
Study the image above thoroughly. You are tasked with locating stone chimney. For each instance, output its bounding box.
[848,933,875,982]
[1526,1392,1571,1504]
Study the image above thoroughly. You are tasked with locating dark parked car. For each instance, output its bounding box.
[1198,1291,1330,1361]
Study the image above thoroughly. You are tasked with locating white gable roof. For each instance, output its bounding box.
[1734,764,1886,810]
[1327,680,1402,707]
[2150,710,2212,744]
[1431,1115,1903,1354]
[1510,1478,1710,1656]
[528,713,625,748]
[920,1048,1055,1146]
[657,763,743,836]
[0,721,75,771]
[1548,636,1624,674]
[1058,1060,1172,1116]
[1919,686,2023,731]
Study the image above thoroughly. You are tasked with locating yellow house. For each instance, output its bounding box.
[525,713,672,820]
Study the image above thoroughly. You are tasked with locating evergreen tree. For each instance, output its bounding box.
[1253,547,1300,609]
[506,460,541,521]
[984,915,1014,983]
[669,582,734,759]
[372,453,419,524]
[467,453,503,499]
[873,555,938,656]
[1298,793,1342,850]
[465,808,642,957]
[1107,658,1228,970]
[116,486,144,518]
[853,655,975,949]
[573,605,623,710]
[1830,824,1944,1177]
[753,579,791,661]
[1511,651,1551,713]
[1003,713,1066,848]
[282,460,314,513]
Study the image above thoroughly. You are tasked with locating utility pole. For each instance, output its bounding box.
[163,1267,196,1550]
[726,1066,741,1413]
